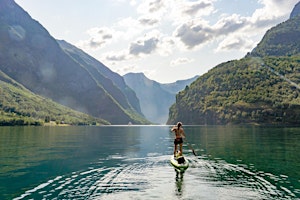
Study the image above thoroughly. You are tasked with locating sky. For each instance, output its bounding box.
[15,0,299,83]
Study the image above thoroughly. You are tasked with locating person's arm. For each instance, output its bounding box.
[171,126,176,132]
[181,129,186,138]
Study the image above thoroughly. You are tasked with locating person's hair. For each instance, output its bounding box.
[177,122,182,130]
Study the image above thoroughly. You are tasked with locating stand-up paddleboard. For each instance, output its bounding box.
[170,153,189,171]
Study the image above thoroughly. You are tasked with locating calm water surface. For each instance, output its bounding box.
[0,126,299,199]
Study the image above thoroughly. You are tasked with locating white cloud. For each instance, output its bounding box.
[182,0,215,16]
[216,34,255,52]
[138,16,160,26]
[171,57,194,66]
[173,0,297,51]
[251,0,299,27]
[104,50,130,61]
[156,36,175,56]
[116,17,147,40]
[166,0,216,26]
[213,14,248,35]
[174,19,213,49]
[129,36,159,55]
[76,27,116,50]
[137,0,165,14]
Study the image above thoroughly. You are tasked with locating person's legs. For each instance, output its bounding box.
[174,144,178,156]
[179,143,183,156]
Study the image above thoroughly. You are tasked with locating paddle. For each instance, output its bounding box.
[184,138,197,156]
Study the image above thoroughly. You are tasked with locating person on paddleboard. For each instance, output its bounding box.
[171,122,186,157]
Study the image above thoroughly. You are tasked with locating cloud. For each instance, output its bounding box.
[77,27,115,50]
[138,0,165,14]
[138,16,159,26]
[182,0,214,16]
[216,34,255,52]
[171,57,194,66]
[129,36,159,55]
[251,0,299,27]
[157,36,175,56]
[105,50,129,61]
[166,0,216,26]
[174,20,213,49]
[116,17,144,40]
[213,14,248,35]
[172,0,298,50]
[79,0,298,71]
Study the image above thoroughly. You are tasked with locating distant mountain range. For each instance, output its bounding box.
[123,73,198,124]
[167,3,300,125]
[0,0,149,125]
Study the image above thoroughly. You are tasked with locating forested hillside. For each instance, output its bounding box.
[168,56,300,125]
[249,16,300,57]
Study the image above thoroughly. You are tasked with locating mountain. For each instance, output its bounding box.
[57,40,143,116]
[249,8,300,57]
[290,1,300,19]
[0,0,148,124]
[167,3,300,125]
[161,75,199,94]
[123,73,198,124]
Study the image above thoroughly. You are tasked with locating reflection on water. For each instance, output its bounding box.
[0,126,299,199]
[175,170,185,197]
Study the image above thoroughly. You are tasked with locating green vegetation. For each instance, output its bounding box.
[0,79,110,126]
[250,16,300,57]
[168,55,300,125]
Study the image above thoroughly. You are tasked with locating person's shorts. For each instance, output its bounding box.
[174,138,183,145]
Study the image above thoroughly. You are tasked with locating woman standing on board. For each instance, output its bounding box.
[171,122,186,157]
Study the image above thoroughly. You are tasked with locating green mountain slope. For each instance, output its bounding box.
[0,70,109,126]
[167,56,300,125]
[249,16,300,57]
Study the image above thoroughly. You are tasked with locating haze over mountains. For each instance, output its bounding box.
[124,73,198,124]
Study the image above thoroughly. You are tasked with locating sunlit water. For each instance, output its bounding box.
[0,126,299,199]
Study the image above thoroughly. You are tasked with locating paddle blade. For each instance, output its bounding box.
[192,149,197,156]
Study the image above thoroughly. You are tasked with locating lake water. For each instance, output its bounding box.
[0,126,299,199]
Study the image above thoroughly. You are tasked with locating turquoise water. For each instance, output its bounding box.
[0,126,299,199]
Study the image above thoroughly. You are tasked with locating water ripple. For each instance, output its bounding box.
[14,155,299,200]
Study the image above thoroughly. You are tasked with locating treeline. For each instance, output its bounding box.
[0,112,43,126]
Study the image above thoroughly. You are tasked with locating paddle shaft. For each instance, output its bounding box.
[184,138,197,156]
